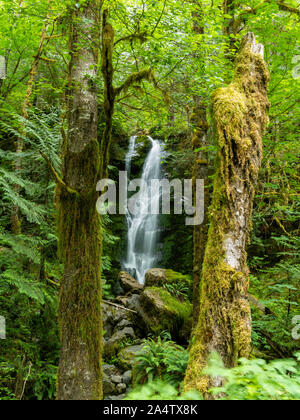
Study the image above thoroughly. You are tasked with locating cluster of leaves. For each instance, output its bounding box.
[126,380,202,401]
[162,282,190,301]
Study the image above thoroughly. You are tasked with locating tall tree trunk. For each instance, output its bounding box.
[57,0,103,400]
[184,32,270,395]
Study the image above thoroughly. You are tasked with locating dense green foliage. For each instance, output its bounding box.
[127,351,300,400]
[134,333,189,386]
[0,0,299,400]
[205,352,300,400]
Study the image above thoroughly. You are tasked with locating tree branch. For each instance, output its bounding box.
[39,151,79,195]
[114,32,147,47]
[276,0,300,15]
[114,68,154,97]
[151,0,167,36]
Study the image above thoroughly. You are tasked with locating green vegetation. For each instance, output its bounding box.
[133,333,189,386]
[0,0,299,401]
[205,352,300,400]
[127,352,300,400]
[141,287,192,337]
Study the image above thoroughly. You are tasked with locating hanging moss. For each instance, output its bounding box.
[114,69,154,97]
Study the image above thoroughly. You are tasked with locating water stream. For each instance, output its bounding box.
[123,136,162,284]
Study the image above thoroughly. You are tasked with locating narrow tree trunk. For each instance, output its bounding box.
[57,1,103,400]
[190,0,210,327]
[191,101,209,326]
[99,9,153,179]
[100,9,115,180]
[11,0,52,234]
[184,33,269,395]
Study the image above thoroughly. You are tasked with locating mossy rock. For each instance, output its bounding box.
[145,268,193,300]
[103,327,136,359]
[138,287,192,342]
[118,344,145,371]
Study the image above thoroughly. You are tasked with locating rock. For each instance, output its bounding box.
[116,383,127,394]
[145,268,166,287]
[103,373,115,396]
[114,296,129,307]
[113,327,135,342]
[111,375,122,384]
[104,327,136,357]
[137,287,193,341]
[106,394,126,400]
[118,271,144,294]
[113,308,131,325]
[126,294,140,311]
[123,370,132,385]
[115,319,133,330]
[145,268,193,299]
[101,303,115,338]
[102,301,132,341]
[102,364,119,377]
[118,344,145,370]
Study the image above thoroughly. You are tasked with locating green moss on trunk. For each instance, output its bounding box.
[56,1,103,401]
[184,33,270,396]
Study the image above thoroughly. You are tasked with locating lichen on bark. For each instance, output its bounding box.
[184,32,270,396]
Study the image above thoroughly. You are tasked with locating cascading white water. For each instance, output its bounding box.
[124,135,162,284]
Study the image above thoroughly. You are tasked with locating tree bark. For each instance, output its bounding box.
[184,32,270,395]
[11,0,52,235]
[56,0,103,400]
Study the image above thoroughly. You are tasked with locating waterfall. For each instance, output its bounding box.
[124,135,162,284]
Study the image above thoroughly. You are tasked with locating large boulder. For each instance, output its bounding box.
[118,271,144,295]
[103,373,116,396]
[137,287,193,342]
[145,268,193,299]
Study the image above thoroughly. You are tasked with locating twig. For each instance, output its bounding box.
[19,362,32,400]
[102,299,137,314]
[39,151,79,196]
